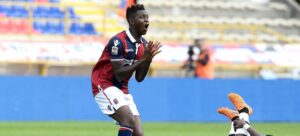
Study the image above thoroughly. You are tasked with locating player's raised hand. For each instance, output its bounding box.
[142,41,161,62]
[148,41,162,59]
[142,41,153,62]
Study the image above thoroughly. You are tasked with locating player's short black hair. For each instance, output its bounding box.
[126,4,145,21]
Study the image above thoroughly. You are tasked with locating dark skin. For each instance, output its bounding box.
[112,41,161,82]
[110,10,161,136]
[111,10,161,82]
[234,119,262,136]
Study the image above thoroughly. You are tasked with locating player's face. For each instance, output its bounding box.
[133,10,149,35]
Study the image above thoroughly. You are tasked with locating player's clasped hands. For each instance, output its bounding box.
[143,40,162,62]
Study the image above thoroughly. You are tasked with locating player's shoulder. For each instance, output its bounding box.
[113,31,127,40]
[108,31,127,45]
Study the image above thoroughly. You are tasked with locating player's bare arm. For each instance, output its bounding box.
[234,119,262,136]
[111,41,161,82]
[111,59,147,82]
[135,41,162,82]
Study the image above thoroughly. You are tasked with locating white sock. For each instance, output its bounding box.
[236,128,250,136]
[237,112,250,136]
[239,112,250,123]
[229,122,235,135]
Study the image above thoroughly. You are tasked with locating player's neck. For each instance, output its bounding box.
[129,28,141,41]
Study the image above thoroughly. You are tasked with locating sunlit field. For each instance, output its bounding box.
[0,122,299,136]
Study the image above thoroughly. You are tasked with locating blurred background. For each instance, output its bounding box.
[0,0,300,135]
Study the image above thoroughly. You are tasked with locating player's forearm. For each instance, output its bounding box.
[114,58,148,81]
[247,127,262,136]
[135,60,151,82]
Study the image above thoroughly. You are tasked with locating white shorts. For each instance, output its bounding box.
[94,86,139,116]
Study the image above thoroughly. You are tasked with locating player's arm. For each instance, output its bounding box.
[111,59,148,82]
[246,127,263,136]
[109,38,158,82]
[108,38,147,81]
[234,119,262,136]
[135,41,161,82]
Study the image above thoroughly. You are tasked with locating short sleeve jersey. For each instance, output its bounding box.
[91,30,147,96]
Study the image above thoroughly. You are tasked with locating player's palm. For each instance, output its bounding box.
[142,41,153,62]
[148,41,161,59]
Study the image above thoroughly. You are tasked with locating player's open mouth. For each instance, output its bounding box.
[144,24,149,30]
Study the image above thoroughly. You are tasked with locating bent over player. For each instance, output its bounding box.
[218,93,272,136]
[91,4,161,136]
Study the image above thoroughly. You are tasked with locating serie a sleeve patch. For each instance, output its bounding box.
[111,39,120,55]
[108,37,124,59]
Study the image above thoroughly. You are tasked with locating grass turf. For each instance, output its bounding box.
[0,122,299,136]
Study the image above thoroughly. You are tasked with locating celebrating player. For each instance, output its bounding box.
[218,93,272,136]
[91,4,161,136]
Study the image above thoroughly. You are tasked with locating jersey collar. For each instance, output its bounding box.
[125,29,143,43]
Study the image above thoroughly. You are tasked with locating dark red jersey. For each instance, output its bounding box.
[91,30,147,96]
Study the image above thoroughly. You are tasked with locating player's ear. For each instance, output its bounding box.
[128,17,135,25]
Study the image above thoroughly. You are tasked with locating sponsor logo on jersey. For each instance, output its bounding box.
[125,49,134,52]
[123,59,134,66]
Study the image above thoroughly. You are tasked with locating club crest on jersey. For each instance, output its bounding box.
[113,98,119,104]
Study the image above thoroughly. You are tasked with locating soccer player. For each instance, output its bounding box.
[91,4,161,136]
[218,93,272,136]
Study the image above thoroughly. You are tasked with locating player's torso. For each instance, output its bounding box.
[122,38,145,66]
[92,31,146,94]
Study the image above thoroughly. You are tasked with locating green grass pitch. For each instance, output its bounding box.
[0,122,299,136]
